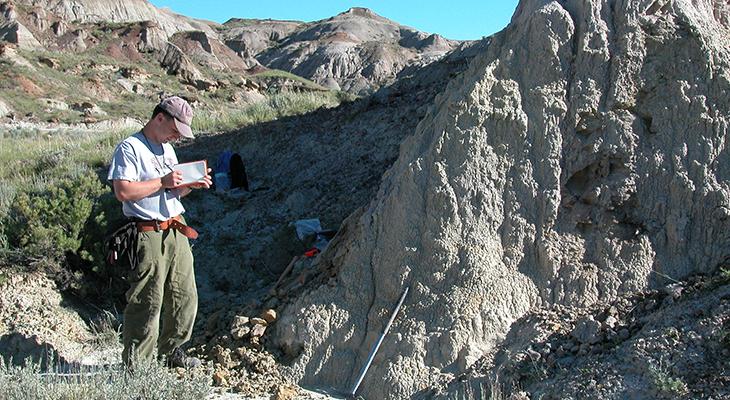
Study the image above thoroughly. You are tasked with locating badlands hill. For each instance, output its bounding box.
[224,7,459,94]
[0,0,458,128]
[257,0,730,398]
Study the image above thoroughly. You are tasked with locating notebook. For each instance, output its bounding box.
[175,160,207,186]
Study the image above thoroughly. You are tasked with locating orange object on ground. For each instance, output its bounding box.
[303,248,320,258]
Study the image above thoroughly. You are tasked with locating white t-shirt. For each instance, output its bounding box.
[107,131,185,221]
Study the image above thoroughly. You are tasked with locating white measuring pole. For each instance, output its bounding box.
[349,286,409,397]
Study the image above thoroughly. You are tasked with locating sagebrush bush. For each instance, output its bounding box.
[0,357,211,400]
[7,173,108,259]
[2,169,126,301]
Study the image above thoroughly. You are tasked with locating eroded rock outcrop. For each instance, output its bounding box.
[221,18,302,57]
[0,19,41,49]
[274,0,730,398]
[14,0,215,38]
[160,41,204,85]
[169,30,250,73]
[253,7,460,94]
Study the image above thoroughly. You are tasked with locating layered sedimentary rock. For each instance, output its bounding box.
[253,7,459,94]
[13,0,215,38]
[274,0,730,398]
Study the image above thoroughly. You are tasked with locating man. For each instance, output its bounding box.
[107,96,212,367]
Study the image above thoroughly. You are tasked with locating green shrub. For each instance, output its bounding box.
[0,357,211,400]
[2,170,126,301]
[648,359,688,397]
[6,173,108,260]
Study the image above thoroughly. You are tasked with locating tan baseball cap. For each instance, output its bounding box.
[159,96,194,138]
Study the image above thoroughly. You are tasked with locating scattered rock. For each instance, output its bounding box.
[603,315,617,330]
[192,78,218,91]
[71,101,106,116]
[212,369,228,386]
[37,56,59,69]
[508,391,530,400]
[250,324,266,338]
[571,316,602,345]
[261,309,277,323]
[273,384,299,400]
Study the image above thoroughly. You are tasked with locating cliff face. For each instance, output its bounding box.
[273,0,730,398]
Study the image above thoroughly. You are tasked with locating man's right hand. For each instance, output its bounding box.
[113,171,185,202]
[161,170,184,189]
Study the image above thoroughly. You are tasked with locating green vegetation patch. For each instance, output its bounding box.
[253,69,330,91]
[0,127,130,299]
[193,90,345,132]
[0,357,210,400]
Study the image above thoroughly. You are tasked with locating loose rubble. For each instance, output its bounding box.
[189,308,287,397]
[451,269,730,399]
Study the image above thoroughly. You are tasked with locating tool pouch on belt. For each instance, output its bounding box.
[105,220,139,270]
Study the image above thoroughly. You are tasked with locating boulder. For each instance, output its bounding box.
[0,98,12,117]
[261,309,277,323]
[37,56,59,68]
[250,324,266,338]
[0,20,42,49]
[40,98,68,111]
[160,42,204,85]
[229,315,251,339]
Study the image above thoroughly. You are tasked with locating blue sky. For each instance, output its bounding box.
[148,1,519,40]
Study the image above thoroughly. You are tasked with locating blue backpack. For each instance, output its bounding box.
[215,150,249,191]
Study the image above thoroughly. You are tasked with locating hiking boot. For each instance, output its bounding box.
[168,347,202,369]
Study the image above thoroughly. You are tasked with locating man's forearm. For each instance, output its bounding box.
[113,178,164,202]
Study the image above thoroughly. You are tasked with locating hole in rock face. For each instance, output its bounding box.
[565,158,629,198]
[565,164,594,197]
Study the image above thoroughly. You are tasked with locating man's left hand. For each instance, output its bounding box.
[189,168,213,189]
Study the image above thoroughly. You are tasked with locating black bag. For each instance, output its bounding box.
[105,220,139,270]
[229,153,249,191]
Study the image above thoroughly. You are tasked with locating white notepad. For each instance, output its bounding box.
[175,160,207,186]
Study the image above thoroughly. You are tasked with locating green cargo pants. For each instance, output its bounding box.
[122,220,198,365]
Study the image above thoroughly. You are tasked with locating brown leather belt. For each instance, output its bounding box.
[136,215,199,240]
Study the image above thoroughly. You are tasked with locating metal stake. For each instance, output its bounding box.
[349,286,409,397]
